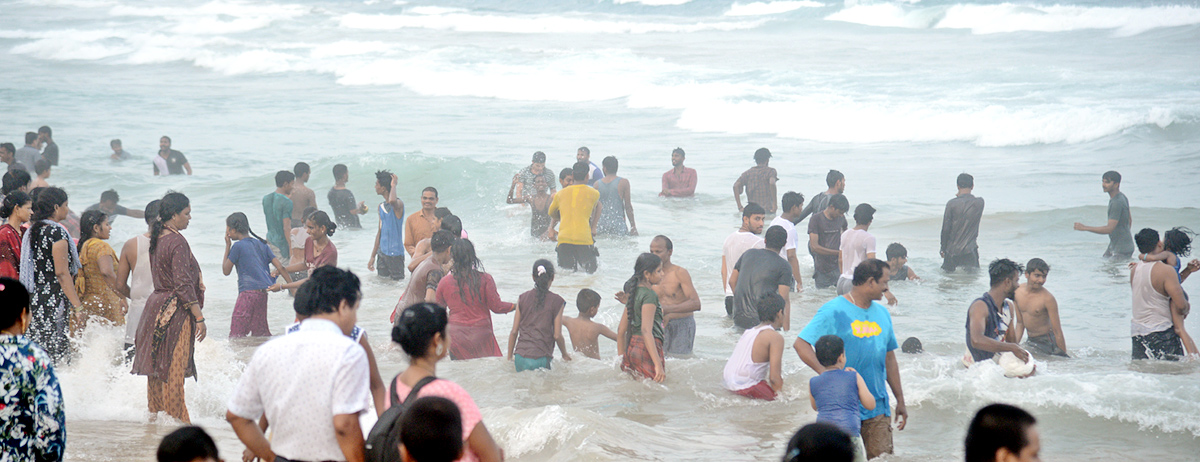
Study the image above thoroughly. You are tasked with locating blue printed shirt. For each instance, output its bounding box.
[1,334,66,461]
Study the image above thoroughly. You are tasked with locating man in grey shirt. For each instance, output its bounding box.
[1074,170,1135,258]
[797,169,844,223]
[730,225,795,330]
[15,132,40,169]
[941,173,985,272]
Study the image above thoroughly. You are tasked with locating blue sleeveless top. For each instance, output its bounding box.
[965,292,1006,362]
[595,176,627,235]
[378,202,404,257]
[809,368,862,436]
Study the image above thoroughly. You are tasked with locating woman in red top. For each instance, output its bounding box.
[435,239,515,360]
[0,192,31,279]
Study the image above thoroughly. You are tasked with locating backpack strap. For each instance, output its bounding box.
[388,374,402,407]
[398,375,438,407]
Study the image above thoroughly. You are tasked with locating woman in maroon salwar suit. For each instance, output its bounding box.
[435,239,515,360]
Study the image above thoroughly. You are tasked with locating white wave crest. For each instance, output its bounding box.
[338,11,762,34]
[726,1,825,17]
[827,3,1200,36]
[109,0,310,35]
[613,0,694,5]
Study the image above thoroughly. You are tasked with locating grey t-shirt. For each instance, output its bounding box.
[940,193,985,258]
[797,191,831,223]
[1106,192,1135,257]
[732,248,795,329]
[808,210,848,277]
[15,146,39,170]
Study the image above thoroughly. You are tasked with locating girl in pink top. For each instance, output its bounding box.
[435,239,515,360]
[275,211,338,290]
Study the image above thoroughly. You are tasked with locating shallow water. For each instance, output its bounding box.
[4,0,1200,460]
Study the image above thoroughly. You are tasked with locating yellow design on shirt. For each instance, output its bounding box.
[851,320,882,338]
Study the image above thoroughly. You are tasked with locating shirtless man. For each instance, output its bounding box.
[1014,258,1068,357]
[650,235,701,356]
[289,162,317,229]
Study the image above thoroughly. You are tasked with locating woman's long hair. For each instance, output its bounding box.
[77,210,108,253]
[226,212,266,244]
[29,186,67,238]
[450,239,483,302]
[0,191,30,220]
[149,192,189,255]
[623,253,661,322]
[531,259,555,313]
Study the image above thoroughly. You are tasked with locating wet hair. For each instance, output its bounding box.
[0,142,13,155]
[294,266,361,317]
[828,194,849,212]
[885,243,907,261]
[1135,228,1160,255]
[77,210,108,252]
[294,161,310,178]
[852,258,890,286]
[393,302,450,358]
[531,259,555,315]
[440,214,463,237]
[957,173,975,189]
[652,235,673,252]
[149,192,189,255]
[275,170,295,188]
[37,126,51,138]
[33,159,49,176]
[301,206,318,223]
[826,169,844,188]
[422,186,438,198]
[901,337,924,354]
[1026,258,1050,275]
[111,139,121,148]
[100,189,119,204]
[29,186,67,239]
[622,253,662,324]
[430,230,455,254]
[754,147,771,164]
[144,199,161,226]
[602,156,618,174]
[965,404,1037,462]
[672,147,685,157]
[782,422,853,462]
[434,207,452,220]
[307,210,337,237]
[781,191,804,213]
[1102,170,1121,184]
[332,163,348,181]
[0,191,30,220]
[577,146,590,156]
[375,170,393,193]
[576,288,601,313]
[532,151,546,163]
[988,259,1024,288]
[160,135,171,143]
[226,212,267,244]
[0,277,31,331]
[2,169,31,195]
[400,397,464,462]
[756,291,785,325]
[1163,227,1193,257]
[559,167,573,181]
[815,334,844,367]
[764,225,787,251]
[742,202,765,218]
[572,161,589,181]
[853,203,875,225]
[25,132,38,145]
[156,426,219,462]
[450,239,484,302]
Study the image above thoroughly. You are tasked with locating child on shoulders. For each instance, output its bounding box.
[809,334,875,462]
[561,288,617,360]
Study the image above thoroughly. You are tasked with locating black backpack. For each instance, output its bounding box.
[365,374,438,462]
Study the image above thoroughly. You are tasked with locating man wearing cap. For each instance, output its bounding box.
[508,151,556,204]
[733,148,778,215]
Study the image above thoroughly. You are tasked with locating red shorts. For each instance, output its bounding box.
[733,380,776,401]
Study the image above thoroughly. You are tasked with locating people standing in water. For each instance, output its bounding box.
[110,139,130,161]
[562,288,617,360]
[391,303,505,462]
[20,187,81,364]
[941,173,985,271]
[964,259,1030,366]
[436,239,515,360]
[1129,228,1196,360]
[525,176,553,239]
[840,204,894,305]
[222,212,292,338]
[407,208,454,272]
[576,146,603,186]
[368,171,406,281]
[730,226,794,330]
[659,147,697,198]
[117,200,159,357]
[1014,258,1068,357]
[0,278,66,462]
[153,136,191,176]
[645,235,701,356]
[29,160,50,189]
[618,252,666,382]
[548,162,601,273]
[595,156,637,236]
[508,151,556,203]
[262,170,295,261]
[0,192,30,279]
[884,243,919,281]
[733,148,778,215]
[394,230,454,323]
[16,132,40,170]
[507,259,571,371]
[723,292,786,400]
[1074,171,1136,259]
[405,187,440,256]
[328,163,366,229]
[798,170,845,223]
[132,192,205,423]
[276,211,338,290]
[722,203,765,316]
[809,194,849,289]
[770,191,805,291]
[74,210,126,334]
[36,126,57,166]
[85,189,145,224]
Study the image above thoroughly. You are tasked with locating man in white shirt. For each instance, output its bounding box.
[226,266,370,462]
[723,202,766,316]
[838,204,896,304]
[769,191,805,292]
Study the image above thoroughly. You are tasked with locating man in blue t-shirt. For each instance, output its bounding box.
[795,258,907,460]
[368,171,406,281]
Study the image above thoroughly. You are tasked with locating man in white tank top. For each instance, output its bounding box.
[723,292,785,400]
[117,201,159,358]
[1130,228,1196,360]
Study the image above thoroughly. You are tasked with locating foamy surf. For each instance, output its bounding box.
[826,2,1200,36]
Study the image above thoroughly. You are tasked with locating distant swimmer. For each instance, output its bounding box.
[1130,228,1196,360]
[797,170,844,223]
[507,151,556,204]
[594,156,637,236]
[964,259,1032,369]
[548,162,601,273]
[288,162,316,229]
[1074,170,1135,259]
[405,187,439,256]
[941,173,984,272]
[576,146,603,186]
[152,136,191,176]
[110,139,131,161]
[85,189,145,224]
[368,171,405,281]
[659,147,696,198]
[769,191,805,292]
[884,243,920,281]
[722,203,765,316]
[1014,258,1067,357]
[562,288,617,360]
[808,194,848,290]
[327,164,366,229]
[649,235,700,355]
[733,147,778,215]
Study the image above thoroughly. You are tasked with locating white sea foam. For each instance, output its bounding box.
[338,11,762,34]
[109,0,310,34]
[827,2,1200,36]
[726,1,825,17]
[613,0,694,5]
[9,29,131,60]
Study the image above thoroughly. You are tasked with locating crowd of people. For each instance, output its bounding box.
[0,129,1196,462]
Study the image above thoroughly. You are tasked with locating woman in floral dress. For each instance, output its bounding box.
[20,187,82,364]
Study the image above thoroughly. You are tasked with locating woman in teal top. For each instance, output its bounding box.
[618,253,666,382]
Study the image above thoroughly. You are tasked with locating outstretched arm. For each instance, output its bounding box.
[1074,218,1118,235]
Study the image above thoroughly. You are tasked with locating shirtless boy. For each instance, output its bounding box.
[1015,258,1068,357]
[562,289,617,359]
[649,235,701,356]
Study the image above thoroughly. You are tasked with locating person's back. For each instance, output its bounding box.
[549,184,599,246]
[562,289,616,359]
[731,248,793,329]
[941,174,985,271]
[838,228,875,290]
[328,186,361,228]
[810,369,862,435]
[595,176,626,235]
[512,288,566,368]
[1131,260,1176,357]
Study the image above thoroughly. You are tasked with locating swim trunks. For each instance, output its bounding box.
[663,316,696,356]
[1025,332,1068,357]
[1132,328,1184,360]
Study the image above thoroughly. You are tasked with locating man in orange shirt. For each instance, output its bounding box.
[404,187,439,256]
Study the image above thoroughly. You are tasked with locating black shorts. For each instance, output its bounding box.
[376,253,406,280]
[556,243,598,274]
[1133,328,1184,360]
[725,295,733,316]
[942,250,980,272]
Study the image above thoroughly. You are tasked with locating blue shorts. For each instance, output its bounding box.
[515,353,551,372]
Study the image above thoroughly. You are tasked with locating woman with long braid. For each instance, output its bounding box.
[434,239,515,360]
[618,252,666,382]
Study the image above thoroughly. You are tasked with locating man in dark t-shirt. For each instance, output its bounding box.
[327,163,364,229]
[809,194,850,289]
[731,225,795,330]
[85,189,144,224]
[152,136,191,175]
[37,126,58,166]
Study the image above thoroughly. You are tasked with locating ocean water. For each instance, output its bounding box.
[3,0,1200,460]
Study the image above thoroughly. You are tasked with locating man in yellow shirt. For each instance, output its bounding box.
[549,162,602,273]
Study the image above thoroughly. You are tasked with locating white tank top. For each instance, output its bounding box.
[130,234,153,300]
[1131,261,1173,336]
[723,325,773,391]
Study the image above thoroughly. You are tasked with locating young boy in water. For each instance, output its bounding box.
[809,335,876,462]
[885,243,919,281]
[561,288,617,359]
